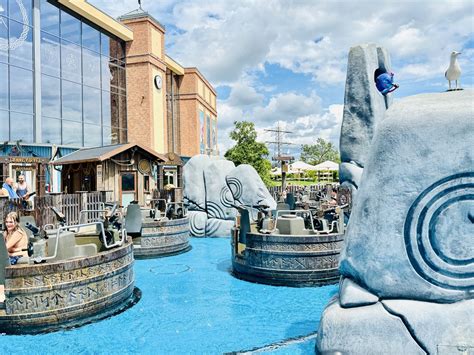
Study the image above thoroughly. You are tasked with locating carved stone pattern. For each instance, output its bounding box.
[251,254,339,270]
[250,241,342,252]
[6,253,134,289]
[140,234,188,247]
[142,224,188,235]
[5,267,134,314]
[404,172,474,291]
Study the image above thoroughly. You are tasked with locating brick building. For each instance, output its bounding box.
[118,9,218,159]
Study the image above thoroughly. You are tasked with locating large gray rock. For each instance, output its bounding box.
[226,164,276,210]
[184,157,276,237]
[340,90,474,302]
[183,154,213,211]
[339,44,392,194]
[317,296,425,354]
[204,159,236,220]
[317,89,474,353]
[318,295,474,354]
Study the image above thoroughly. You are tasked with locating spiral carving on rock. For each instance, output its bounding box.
[404,172,474,291]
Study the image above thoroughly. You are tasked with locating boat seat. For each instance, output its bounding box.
[124,203,143,235]
[276,202,290,210]
[47,231,97,261]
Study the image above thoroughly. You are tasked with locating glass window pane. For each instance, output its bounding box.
[0,0,8,17]
[41,32,60,76]
[83,86,100,124]
[60,10,80,44]
[61,79,81,122]
[83,48,100,88]
[119,94,127,129]
[0,16,8,63]
[10,65,33,113]
[41,74,60,118]
[102,90,110,126]
[10,111,33,142]
[101,55,111,91]
[9,20,33,69]
[121,173,135,191]
[0,62,8,109]
[42,116,61,144]
[40,0,59,36]
[110,91,119,127]
[0,109,8,140]
[82,22,99,53]
[9,0,32,25]
[100,33,109,57]
[119,128,127,144]
[109,38,124,60]
[61,40,81,82]
[62,119,82,146]
[102,125,111,145]
[84,123,101,147]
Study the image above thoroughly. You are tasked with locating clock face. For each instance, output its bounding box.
[154,75,162,89]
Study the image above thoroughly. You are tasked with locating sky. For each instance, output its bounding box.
[90,0,474,159]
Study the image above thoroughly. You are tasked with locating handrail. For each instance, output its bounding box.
[79,209,107,224]
[32,221,126,263]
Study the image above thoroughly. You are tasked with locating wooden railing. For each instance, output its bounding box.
[0,191,114,228]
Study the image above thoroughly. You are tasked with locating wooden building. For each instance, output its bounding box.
[51,143,183,206]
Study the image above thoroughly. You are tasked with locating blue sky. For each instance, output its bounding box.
[91,0,474,157]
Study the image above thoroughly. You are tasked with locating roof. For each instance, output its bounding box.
[51,143,168,165]
[289,161,315,171]
[313,160,339,171]
[118,7,165,30]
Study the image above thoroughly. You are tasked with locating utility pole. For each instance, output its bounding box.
[265,123,294,192]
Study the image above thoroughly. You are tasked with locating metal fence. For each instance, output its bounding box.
[0,191,114,228]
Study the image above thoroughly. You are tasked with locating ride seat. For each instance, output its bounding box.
[124,203,143,236]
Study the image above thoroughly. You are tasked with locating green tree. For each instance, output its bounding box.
[300,138,340,165]
[224,121,272,185]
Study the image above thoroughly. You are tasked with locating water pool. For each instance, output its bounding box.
[0,237,337,354]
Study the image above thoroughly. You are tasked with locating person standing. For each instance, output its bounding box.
[15,175,30,200]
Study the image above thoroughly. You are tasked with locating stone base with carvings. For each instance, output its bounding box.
[231,230,344,287]
[132,217,191,258]
[0,239,139,334]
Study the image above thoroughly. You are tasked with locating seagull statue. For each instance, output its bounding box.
[445,51,462,91]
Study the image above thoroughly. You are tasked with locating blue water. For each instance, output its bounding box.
[0,238,337,354]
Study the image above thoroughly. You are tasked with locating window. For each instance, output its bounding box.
[42,117,61,143]
[40,0,59,36]
[41,32,60,76]
[83,86,101,124]
[121,173,135,191]
[61,80,82,122]
[10,111,33,142]
[9,19,33,69]
[10,65,33,113]
[60,10,80,44]
[0,62,8,109]
[62,119,82,146]
[41,74,61,118]
[84,123,101,147]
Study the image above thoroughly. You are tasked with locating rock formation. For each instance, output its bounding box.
[316,88,474,353]
[183,155,276,237]
[339,44,393,196]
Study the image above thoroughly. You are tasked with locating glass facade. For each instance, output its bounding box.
[0,0,127,147]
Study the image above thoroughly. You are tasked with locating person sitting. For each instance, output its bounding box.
[0,177,19,199]
[3,212,28,265]
[374,68,399,95]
